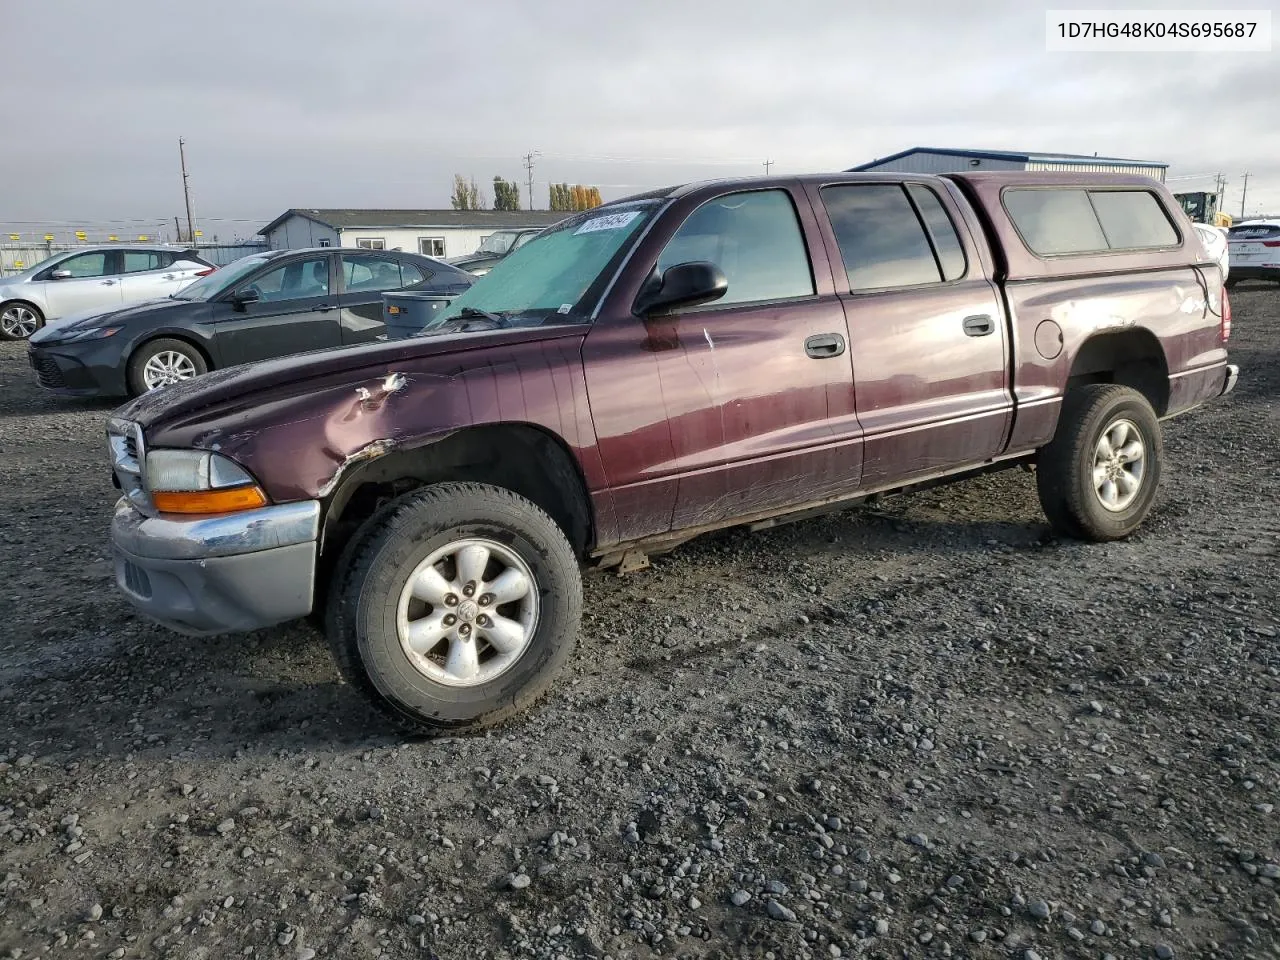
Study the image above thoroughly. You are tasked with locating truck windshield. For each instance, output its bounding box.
[428,201,659,330]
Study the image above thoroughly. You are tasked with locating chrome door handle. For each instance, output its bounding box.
[162,274,177,280]
[101,279,116,285]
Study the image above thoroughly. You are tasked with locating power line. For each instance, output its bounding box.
[1240,171,1250,218]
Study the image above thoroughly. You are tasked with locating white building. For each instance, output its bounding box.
[848,147,1168,181]
[259,209,569,259]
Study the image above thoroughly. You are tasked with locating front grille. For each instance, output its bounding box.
[28,351,66,389]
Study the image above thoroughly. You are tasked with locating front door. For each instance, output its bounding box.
[810,180,1012,487]
[210,254,342,365]
[583,186,862,541]
[41,250,124,318]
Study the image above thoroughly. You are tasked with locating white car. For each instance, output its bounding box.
[1193,223,1230,282]
[1225,220,1280,287]
[0,245,215,340]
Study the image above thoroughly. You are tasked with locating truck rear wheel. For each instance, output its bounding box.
[1036,384,1163,541]
[325,482,582,732]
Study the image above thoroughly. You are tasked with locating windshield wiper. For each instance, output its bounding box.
[455,306,509,325]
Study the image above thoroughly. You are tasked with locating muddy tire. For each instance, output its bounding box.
[325,482,582,732]
[1037,384,1163,541]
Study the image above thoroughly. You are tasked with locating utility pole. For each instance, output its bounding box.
[522,151,540,210]
[1240,172,1250,218]
[763,159,773,175]
[178,138,195,245]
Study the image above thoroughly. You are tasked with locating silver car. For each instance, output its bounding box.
[0,245,215,340]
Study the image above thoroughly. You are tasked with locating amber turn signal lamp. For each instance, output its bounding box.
[152,485,268,514]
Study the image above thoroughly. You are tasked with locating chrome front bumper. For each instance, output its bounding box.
[111,498,321,637]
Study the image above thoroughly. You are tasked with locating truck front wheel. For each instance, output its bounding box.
[326,482,582,731]
[1036,384,1163,541]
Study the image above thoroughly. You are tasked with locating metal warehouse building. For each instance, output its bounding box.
[848,147,1167,182]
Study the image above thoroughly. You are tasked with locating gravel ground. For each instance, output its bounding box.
[1,288,1277,960]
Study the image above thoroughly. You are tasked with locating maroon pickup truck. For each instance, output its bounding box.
[105,171,1237,731]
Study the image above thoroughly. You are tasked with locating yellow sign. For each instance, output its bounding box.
[108,235,119,242]
[137,235,149,241]
[7,234,17,241]
[75,231,87,240]
[14,261,24,269]
[44,234,54,241]
[194,230,203,238]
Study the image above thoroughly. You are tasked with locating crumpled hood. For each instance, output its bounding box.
[113,322,588,432]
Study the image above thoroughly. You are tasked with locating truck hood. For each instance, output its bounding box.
[114,322,587,430]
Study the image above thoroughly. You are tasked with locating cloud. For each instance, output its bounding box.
[1,0,1276,233]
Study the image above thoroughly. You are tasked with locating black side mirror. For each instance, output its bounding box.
[232,288,260,309]
[635,261,727,316]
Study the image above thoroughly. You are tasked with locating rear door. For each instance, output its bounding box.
[41,250,124,317]
[209,253,342,365]
[116,250,185,304]
[809,180,1011,487]
[336,253,428,344]
[583,185,862,537]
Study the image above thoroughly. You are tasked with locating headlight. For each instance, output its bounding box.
[145,449,268,514]
[58,326,122,343]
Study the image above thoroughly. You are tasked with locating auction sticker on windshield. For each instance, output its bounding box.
[574,211,640,235]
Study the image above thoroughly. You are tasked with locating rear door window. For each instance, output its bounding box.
[122,251,163,273]
[341,255,406,293]
[821,184,942,290]
[906,184,967,281]
[657,189,815,306]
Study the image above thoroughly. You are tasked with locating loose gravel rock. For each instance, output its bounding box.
[1,288,1279,958]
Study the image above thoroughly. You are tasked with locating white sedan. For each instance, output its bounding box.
[1225,220,1280,286]
[0,245,215,340]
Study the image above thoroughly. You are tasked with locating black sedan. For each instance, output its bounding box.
[27,248,473,397]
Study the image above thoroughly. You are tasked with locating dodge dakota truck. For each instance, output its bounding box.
[105,171,1238,731]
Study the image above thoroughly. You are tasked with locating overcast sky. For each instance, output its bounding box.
[2,0,1277,239]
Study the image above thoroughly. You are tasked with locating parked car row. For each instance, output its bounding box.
[1,245,216,340]
[27,248,472,396]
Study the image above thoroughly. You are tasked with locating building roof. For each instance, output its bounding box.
[847,147,1168,171]
[261,208,568,234]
